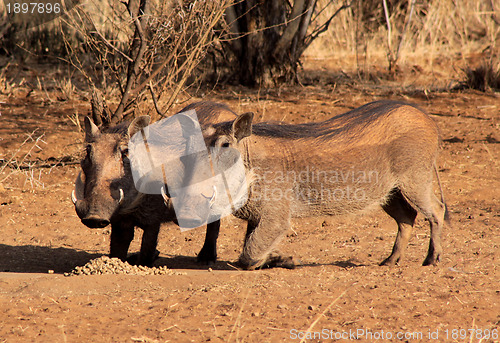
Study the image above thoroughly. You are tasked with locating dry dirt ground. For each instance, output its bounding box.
[0,59,499,342]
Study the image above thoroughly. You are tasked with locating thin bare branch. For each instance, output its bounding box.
[382,0,394,70]
[111,0,149,124]
[148,80,166,118]
[395,0,416,64]
[90,29,134,63]
[303,1,351,51]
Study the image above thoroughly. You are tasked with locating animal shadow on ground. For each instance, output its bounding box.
[157,256,369,271]
[330,259,366,268]
[154,255,236,271]
[0,244,368,274]
[159,256,370,271]
[295,259,367,269]
[0,244,235,273]
[0,244,101,274]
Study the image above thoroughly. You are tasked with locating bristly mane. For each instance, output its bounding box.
[180,101,238,126]
[214,100,421,141]
[103,122,129,135]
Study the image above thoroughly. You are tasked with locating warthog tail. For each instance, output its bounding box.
[433,163,450,223]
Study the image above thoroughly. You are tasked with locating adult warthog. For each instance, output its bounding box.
[174,100,449,269]
[71,101,236,266]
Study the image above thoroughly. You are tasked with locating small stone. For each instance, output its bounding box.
[486,132,500,143]
[47,270,54,274]
[308,305,315,311]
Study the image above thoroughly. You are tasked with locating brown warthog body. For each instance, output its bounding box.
[180,100,448,269]
[72,101,236,266]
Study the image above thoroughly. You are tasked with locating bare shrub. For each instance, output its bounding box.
[62,0,231,125]
[461,62,500,91]
[218,0,352,87]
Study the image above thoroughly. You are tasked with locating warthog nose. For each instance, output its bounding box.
[81,216,110,228]
[177,217,205,230]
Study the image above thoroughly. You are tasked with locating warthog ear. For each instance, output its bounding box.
[84,116,100,142]
[177,113,200,139]
[232,112,254,141]
[128,116,151,138]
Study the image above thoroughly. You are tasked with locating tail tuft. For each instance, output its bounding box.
[444,203,451,224]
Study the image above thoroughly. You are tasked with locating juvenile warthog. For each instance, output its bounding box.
[71,101,236,266]
[175,100,448,269]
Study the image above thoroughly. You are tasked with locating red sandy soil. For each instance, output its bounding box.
[0,59,498,342]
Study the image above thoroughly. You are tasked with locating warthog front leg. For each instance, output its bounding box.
[135,224,161,267]
[238,205,294,270]
[196,220,221,264]
[109,220,135,262]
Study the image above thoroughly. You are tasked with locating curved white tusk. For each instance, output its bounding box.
[119,188,124,204]
[71,190,77,204]
[161,186,169,206]
[209,185,217,207]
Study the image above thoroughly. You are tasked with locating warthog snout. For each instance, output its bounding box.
[171,185,216,229]
[71,170,125,229]
[175,215,205,230]
[72,194,111,228]
[81,216,110,229]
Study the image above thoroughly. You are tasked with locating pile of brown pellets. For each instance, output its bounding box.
[65,256,184,276]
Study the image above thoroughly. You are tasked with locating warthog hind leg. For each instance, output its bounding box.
[421,194,446,266]
[380,189,418,266]
[400,181,446,266]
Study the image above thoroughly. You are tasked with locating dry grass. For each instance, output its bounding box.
[0,129,47,189]
[305,0,500,78]
[0,64,14,94]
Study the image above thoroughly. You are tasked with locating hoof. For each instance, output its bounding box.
[262,255,296,269]
[238,255,296,270]
[126,249,160,267]
[379,255,400,266]
[196,248,217,265]
[422,254,440,266]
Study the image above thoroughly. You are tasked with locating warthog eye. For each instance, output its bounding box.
[83,145,92,163]
[216,137,230,148]
[120,148,129,158]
